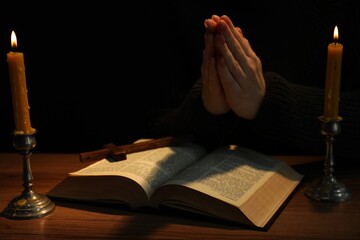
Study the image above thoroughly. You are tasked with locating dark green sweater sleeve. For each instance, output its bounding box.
[252,72,360,161]
[250,72,325,154]
[152,72,360,161]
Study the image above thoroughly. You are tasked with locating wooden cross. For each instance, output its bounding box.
[79,135,194,162]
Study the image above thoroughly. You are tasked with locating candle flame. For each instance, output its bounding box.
[11,31,17,49]
[333,26,339,41]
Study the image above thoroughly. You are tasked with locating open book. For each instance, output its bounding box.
[47,142,303,229]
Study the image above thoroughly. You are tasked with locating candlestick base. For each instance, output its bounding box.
[304,116,351,202]
[2,131,55,219]
[304,175,351,202]
[3,191,56,220]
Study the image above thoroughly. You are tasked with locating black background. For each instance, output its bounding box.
[0,0,359,153]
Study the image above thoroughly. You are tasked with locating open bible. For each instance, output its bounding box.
[47,142,303,229]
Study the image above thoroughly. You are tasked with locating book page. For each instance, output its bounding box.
[161,145,283,206]
[70,143,207,198]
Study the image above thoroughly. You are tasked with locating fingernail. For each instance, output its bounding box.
[212,15,220,22]
[217,21,225,31]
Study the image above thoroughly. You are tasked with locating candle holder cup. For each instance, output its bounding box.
[304,116,351,202]
[2,130,55,219]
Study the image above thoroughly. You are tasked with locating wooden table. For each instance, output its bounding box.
[0,153,359,239]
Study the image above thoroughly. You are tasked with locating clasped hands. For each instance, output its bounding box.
[201,15,266,120]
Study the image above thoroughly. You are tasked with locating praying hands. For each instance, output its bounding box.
[201,15,266,120]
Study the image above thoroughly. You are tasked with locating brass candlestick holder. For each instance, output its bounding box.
[3,130,55,219]
[304,116,351,202]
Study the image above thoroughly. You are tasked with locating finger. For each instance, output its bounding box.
[202,33,216,84]
[204,15,223,34]
[217,56,265,120]
[220,15,255,57]
[216,57,243,103]
[211,15,221,23]
[216,20,248,67]
[217,19,260,79]
[235,27,243,36]
[204,19,217,33]
[214,29,246,83]
[220,15,241,37]
[201,48,230,115]
[203,32,216,58]
[202,56,218,90]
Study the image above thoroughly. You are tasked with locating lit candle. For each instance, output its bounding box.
[7,31,35,134]
[323,26,343,121]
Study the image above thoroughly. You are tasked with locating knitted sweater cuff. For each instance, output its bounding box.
[251,72,324,152]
